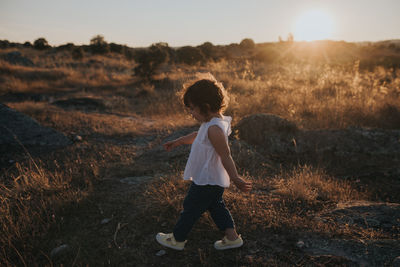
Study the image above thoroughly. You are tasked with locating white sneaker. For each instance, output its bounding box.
[214,235,243,250]
[156,232,186,251]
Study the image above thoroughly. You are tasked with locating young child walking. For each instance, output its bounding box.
[156,75,252,251]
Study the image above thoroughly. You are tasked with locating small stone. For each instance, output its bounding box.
[50,244,70,258]
[74,135,83,142]
[249,248,259,254]
[296,240,305,248]
[156,250,166,256]
[101,218,112,224]
[120,176,153,185]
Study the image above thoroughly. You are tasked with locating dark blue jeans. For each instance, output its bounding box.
[173,182,235,242]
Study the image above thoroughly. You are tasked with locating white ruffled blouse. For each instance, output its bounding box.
[183,115,232,187]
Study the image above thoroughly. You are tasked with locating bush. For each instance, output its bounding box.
[0,40,10,49]
[23,41,32,48]
[89,35,110,54]
[33,38,50,50]
[240,38,255,50]
[109,43,125,54]
[57,43,75,51]
[72,47,84,60]
[133,43,170,81]
[176,46,205,65]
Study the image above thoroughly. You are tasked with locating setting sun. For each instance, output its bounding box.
[294,9,334,41]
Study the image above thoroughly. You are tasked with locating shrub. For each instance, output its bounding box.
[198,42,218,60]
[72,47,84,60]
[109,42,124,54]
[273,165,361,203]
[23,41,32,48]
[0,40,10,48]
[56,43,75,51]
[89,35,110,54]
[133,43,170,81]
[33,38,50,50]
[176,46,205,65]
[240,38,256,50]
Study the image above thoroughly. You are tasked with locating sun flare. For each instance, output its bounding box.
[294,9,334,41]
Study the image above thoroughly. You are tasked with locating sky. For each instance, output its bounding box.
[0,0,399,47]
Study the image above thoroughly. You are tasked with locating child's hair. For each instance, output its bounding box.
[182,73,229,115]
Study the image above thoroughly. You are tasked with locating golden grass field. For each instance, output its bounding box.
[1,41,400,266]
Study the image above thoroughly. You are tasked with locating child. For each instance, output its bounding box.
[156,74,252,251]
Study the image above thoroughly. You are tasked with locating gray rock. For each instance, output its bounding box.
[301,201,400,266]
[101,218,112,224]
[0,103,71,147]
[235,113,298,154]
[2,51,34,66]
[296,240,305,248]
[50,244,70,258]
[120,176,154,185]
[156,250,166,256]
[236,113,400,175]
[319,201,400,231]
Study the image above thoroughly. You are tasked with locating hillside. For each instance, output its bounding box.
[1,40,400,266]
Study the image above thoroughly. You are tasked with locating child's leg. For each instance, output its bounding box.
[173,183,218,242]
[208,188,239,240]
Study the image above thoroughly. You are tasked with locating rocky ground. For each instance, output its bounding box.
[1,104,400,266]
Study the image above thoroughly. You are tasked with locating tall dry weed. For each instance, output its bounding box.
[272,165,365,203]
[0,161,87,266]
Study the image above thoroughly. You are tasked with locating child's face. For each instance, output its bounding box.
[187,103,207,122]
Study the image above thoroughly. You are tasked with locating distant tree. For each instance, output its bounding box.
[33,38,50,50]
[198,42,217,60]
[23,41,32,47]
[240,38,256,50]
[176,46,205,65]
[90,35,110,54]
[0,40,10,48]
[57,43,75,51]
[109,42,124,54]
[133,42,170,81]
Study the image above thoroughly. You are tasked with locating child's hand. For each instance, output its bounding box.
[163,140,179,151]
[232,177,252,192]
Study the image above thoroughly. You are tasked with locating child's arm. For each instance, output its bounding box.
[163,131,198,151]
[208,125,252,192]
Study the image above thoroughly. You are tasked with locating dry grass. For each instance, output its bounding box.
[1,44,399,265]
[0,159,89,266]
[128,164,374,266]
[272,165,365,203]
